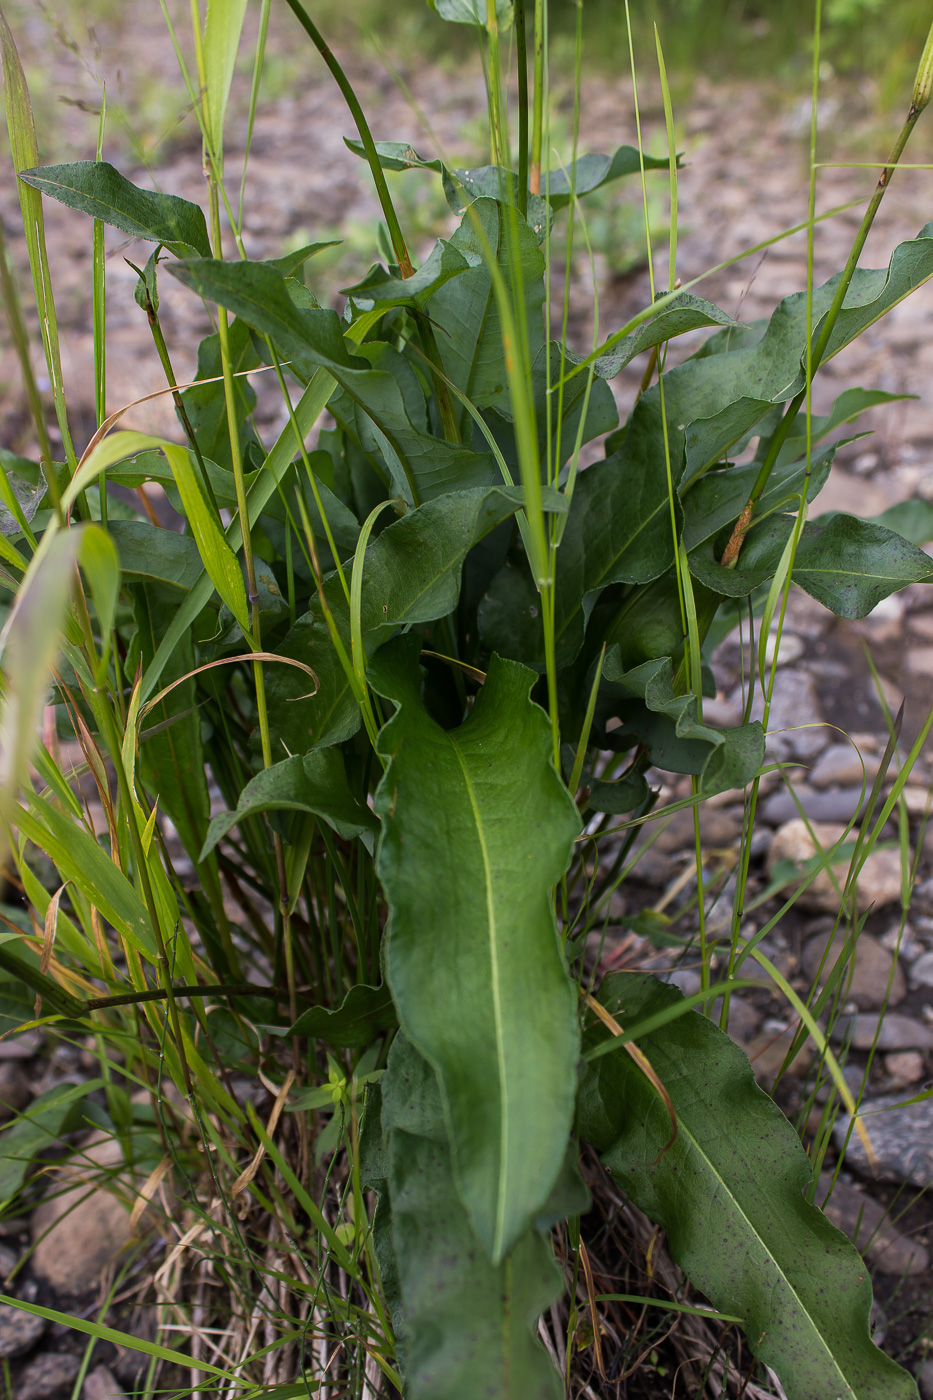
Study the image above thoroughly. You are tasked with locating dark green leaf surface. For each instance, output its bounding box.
[288,984,396,1047]
[601,654,765,789]
[201,749,378,859]
[18,161,211,257]
[169,256,495,502]
[374,1033,564,1400]
[265,485,548,752]
[110,522,205,593]
[372,640,579,1261]
[691,512,933,616]
[579,973,919,1400]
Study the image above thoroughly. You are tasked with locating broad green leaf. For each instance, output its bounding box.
[168,256,494,502]
[341,238,473,309]
[110,520,206,593]
[600,653,765,789]
[635,226,933,490]
[680,444,836,552]
[0,1081,101,1204]
[480,400,683,669]
[540,145,679,210]
[691,512,933,616]
[871,497,933,544]
[372,639,579,1262]
[17,161,211,258]
[202,0,249,160]
[266,485,556,752]
[372,1033,565,1400]
[579,974,919,1400]
[429,198,546,417]
[287,983,396,1048]
[429,0,513,26]
[201,748,378,859]
[569,292,735,380]
[163,442,250,631]
[177,319,261,472]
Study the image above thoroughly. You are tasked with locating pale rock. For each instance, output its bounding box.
[885,1051,925,1087]
[817,1173,929,1275]
[910,950,933,988]
[83,1365,127,1400]
[0,1245,16,1279]
[743,1024,813,1083]
[0,1302,44,1357]
[834,1091,933,1185]
[763,630,804,668]
[17,1353,81,1400]
[30,1131,162,1293]
[767,818,904,913]
[652,806,743,855]
[809,742,882,790]
[907,646,933,677]
[730,669,825,763]
[801,928,906,1009]
[902,784,933,818]
[761,785,870,827]
[700,695,742,729]
[830,1012,933,1051]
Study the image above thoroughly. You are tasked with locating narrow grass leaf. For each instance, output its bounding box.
[163,442,249,631]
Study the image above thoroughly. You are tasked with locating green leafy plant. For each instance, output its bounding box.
[1,0,933,1395]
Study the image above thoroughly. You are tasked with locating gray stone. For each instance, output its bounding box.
[0,1245,17,1279]
[17,1353,81,1400]
[730,668,825,762]
[834,1091,933,1185]
[767,819,904,913]
[84,1367,127,1400]
[0,1302,44,1358]
[652,806,743,855]
[809,743,883,790]
[816,1173,929,1275]
[761,785,871,827]
[801,929,906,1009]
[910,949,933,988]
[664,967,702,998]
[830,1012,933,1051]
[885,1051,925,1087]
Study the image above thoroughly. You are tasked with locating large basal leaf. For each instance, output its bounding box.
[111,522,206,593]
[429,0,513,27]
[365,1033,566,1400]
[341,237,473,310]
[574,292,736,379]
[691,511,933,616]
[18,161,211,258]
[265,485,555,753]
[200,748,378,859]
[371,638,579,1262]
[579,973,919,1400]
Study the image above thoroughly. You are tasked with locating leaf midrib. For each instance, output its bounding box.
[449,730,509,1262]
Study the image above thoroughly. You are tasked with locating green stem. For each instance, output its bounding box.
[515,0,529,218]
[530,0,545,193]
[721,100,924,568]
[281,0,413,277]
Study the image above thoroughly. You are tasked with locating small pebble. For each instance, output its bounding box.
[801,929,905,1010]
[830,1013,933,1051]
[885,1051,925,1086]
[817,1172,929,1275]
[809,743,882,791]
[84,1366,127,1400]
[0,1245,17,1279]
[0,1302,45,1358]
[16,1352,81,1400]
[834,1091,933,1185]
[910,950,933,989]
